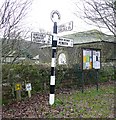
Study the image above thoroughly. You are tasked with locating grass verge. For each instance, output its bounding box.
[49,83,114,118]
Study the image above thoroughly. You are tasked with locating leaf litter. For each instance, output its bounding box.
[2,81,115,118]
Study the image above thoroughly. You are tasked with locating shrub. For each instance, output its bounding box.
[2,64,50,104]
[2,63,115,105]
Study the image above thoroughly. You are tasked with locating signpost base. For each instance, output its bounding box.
[49,94,55,105]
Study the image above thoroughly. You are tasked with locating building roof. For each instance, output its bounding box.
[64,29,115,44]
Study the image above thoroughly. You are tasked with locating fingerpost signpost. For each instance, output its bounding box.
[49,10,74,105]
[31,10,74,105]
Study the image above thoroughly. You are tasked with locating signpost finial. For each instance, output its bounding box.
[50,10,61,23]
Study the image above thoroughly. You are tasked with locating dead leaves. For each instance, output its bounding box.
[2,82,114,118]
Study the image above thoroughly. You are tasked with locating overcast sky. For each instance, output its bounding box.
[26,0,108,35]
[0,0,112,37]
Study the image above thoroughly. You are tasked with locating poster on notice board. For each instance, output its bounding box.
[83,49,100,70]
[93,50,100,69]
[83,49,92,70]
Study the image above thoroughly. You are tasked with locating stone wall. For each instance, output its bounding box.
[39,41,115,67]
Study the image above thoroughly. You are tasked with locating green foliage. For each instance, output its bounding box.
[99,66,115,82]
[52,98,64,107]
[55,65,69,88]
[2,63,114,105]
[2,64,50,104]
[53,84,114,118]
[55,64,82,88]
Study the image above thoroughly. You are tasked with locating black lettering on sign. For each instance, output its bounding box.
[96,56,98,61]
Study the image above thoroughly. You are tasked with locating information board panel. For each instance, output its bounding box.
[82,49,101,70]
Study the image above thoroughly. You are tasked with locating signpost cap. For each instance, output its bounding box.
[50,10,61,23]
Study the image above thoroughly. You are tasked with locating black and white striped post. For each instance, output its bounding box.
[49,10,60,105]
[49,22,57,105]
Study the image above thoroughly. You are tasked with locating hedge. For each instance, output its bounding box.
[2,63,115,104]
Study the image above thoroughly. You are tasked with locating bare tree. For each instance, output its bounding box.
[0,0,32,63]
[74,0,116,37]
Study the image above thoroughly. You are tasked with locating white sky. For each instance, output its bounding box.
[0,0,112,37]
[26,0,109,35]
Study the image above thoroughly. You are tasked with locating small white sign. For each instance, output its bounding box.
[57,21,73,33]
[31,32,52,44]
[26,83,32,91]
[57,37,73,47]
